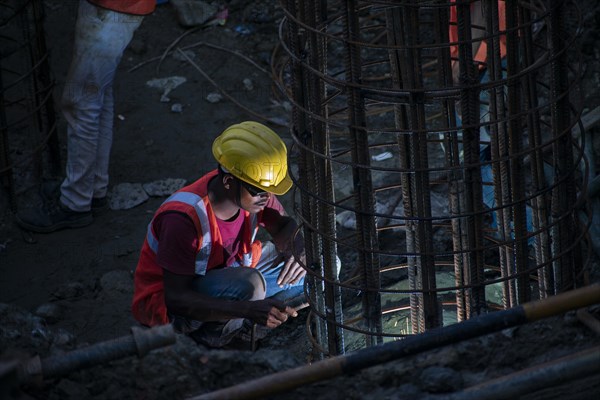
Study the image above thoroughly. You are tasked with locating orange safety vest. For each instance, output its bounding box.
[449,0,507,68]
[87,0,156,15]
[131,170,263,327]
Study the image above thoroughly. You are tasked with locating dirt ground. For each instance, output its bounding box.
[1,1,600,399]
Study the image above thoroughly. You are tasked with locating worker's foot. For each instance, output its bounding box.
[235,319,271,342]
[187,319,270,351]
[41,180,109,216]
[222,319,270,351]
[15,201,93,233]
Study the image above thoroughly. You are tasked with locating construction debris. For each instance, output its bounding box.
[146,76,187,102]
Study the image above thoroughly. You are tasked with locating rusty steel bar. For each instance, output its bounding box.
[305,0,345,356]
[485,4,504,302]
[549,0,577,293]
[285,0,327,359]
[412,5,440,332]
[0,67,13,208]
[483,0,512,308]
[384,6,421,333]
[456,0,488,318]
[398,4,440,332]
[432,1,469,324]
[342,0,383,347]
[506,0,530,304]
[30,0,60,176]
[518,2,553,300]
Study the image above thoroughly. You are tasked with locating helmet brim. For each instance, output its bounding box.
[263,172,293,196]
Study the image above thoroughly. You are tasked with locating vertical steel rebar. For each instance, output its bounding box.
[341,0,383,347]
[504,0,530,304]
[284,0,326,359]
[304,0,345,356]
[548,0,579,293]
[385,6,421,333]
[395,5,440,331]
[456,0,487,317]
[0,67,14,209]
[31,0,60,176]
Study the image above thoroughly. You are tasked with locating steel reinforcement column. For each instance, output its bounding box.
[277,0,589,356]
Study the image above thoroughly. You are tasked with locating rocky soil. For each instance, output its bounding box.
[1,1,600,399]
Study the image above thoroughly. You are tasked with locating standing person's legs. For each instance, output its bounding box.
[93,84,114,201]
[60,0,143,212]
[13,2,145,233]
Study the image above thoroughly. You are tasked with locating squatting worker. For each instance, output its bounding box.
[132,122,306,348]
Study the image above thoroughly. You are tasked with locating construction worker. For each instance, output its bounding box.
[15,0,155,233]
[132,122,307,348]
[448,1,533,237]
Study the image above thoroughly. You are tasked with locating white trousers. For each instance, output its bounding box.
[60,0,143,211]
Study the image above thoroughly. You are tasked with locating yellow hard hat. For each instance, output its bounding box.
[212,121,293,195]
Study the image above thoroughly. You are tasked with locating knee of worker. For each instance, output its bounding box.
[230,268,267,301]
[61,86,106,113]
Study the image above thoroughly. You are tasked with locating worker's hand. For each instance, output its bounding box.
[248,299,298,328]
[277,253,306,287]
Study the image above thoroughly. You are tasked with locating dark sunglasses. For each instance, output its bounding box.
[239,179,268,197]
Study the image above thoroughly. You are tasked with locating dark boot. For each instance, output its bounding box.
[41,180,109,216]
[15,201,93,233]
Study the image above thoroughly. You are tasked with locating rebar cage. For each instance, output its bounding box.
[0,0,59,210]
[276,0,590,356]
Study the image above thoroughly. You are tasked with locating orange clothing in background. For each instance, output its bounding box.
[87,0,156,15]
[449,0,507,67]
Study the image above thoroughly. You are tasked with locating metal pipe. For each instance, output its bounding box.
[19,324,175,383]
[435,346,600,400]
[576,308,600,334]
[187,283,600,400]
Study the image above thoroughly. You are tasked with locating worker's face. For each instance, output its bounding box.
[237,179,271,213]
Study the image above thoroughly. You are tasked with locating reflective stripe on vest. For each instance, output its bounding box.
[250,214,258,243]
[146,192,212,275]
